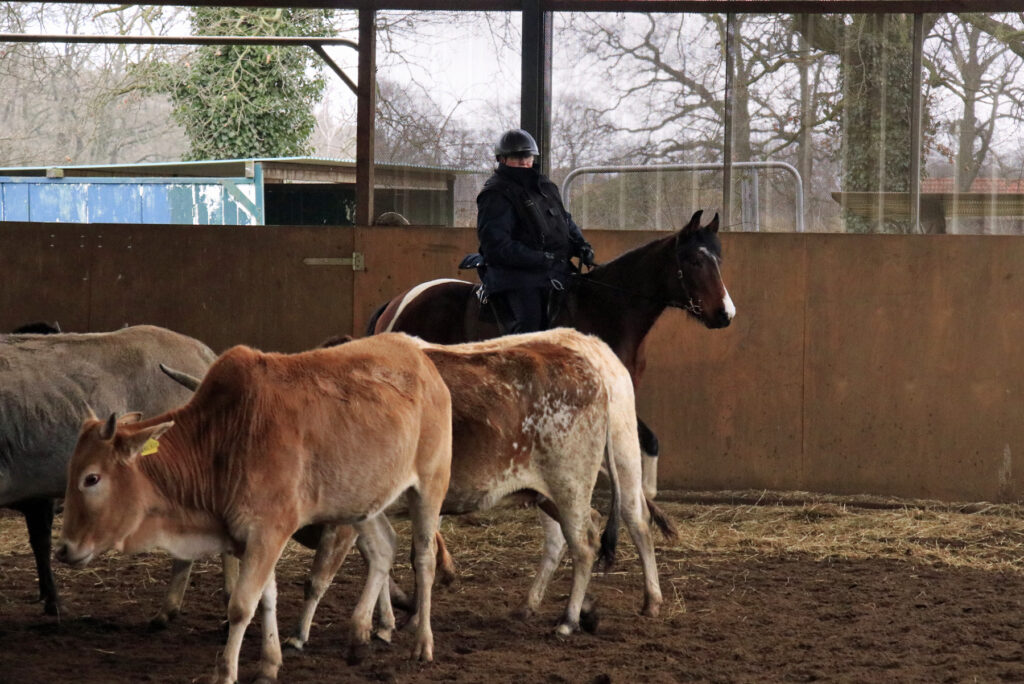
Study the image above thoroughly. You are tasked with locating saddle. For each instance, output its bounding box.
[460,253,573,334]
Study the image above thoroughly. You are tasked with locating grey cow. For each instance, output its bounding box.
[0,324,216,618]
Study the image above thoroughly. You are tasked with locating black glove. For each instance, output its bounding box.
[579,244,596,267]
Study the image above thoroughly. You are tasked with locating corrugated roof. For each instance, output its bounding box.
[0,156,475,177]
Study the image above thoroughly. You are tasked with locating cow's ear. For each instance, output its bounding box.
[119,421,174,464]
[99,413,119,441]
[118,412,143,425]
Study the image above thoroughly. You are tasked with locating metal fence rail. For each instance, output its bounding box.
[561,161,805,233]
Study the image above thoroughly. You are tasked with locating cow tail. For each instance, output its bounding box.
[597,411,622,571]
[645,498,679,541]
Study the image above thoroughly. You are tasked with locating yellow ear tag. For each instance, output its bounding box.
[140,437,161,456]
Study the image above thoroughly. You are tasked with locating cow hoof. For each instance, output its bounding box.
[511,604,534,621]
[42,599,60,617]
[148,612,176,632]
[373,627,393,644]
[346,641,371,666]
[580,607,600,634]
[189,675,221,684]
[555,623,575,638]
[641,600,662,618]
[250,677,277,684]
[283,636,305,651]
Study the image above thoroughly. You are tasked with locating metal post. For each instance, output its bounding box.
[909,14,924,233]
[521,0,552,176]
[722,13,736,231]
[355,9,376,227]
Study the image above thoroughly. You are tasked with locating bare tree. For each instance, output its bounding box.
[0,3,187,166]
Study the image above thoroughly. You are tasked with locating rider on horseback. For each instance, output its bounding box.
[474,129,596,333]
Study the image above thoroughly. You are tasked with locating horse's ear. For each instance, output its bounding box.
[706,212,720,233]
[683,210,704,233]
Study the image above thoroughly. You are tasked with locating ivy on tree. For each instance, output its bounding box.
[155,7,334,160]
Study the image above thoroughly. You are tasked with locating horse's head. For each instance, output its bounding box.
[669,210,735,329]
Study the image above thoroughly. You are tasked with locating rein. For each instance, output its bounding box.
[569,272,700,315]
[569,232,703,316]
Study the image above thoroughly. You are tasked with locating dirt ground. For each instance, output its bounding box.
[2,491,1024,683]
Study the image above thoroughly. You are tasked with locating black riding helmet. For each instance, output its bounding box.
[494,129,540,159]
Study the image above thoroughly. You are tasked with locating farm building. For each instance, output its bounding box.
[0,157,467,226]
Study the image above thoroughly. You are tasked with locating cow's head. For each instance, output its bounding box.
[56,412,174,568]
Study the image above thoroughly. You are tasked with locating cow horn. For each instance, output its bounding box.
[160,364,201,392]
[99,412,118,441]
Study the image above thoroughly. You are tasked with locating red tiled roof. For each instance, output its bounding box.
[921,177,1024,193]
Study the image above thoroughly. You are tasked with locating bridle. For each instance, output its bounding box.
[569,232,712,315]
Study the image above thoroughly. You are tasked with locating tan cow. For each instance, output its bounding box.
[56,333,452,684]
[282,328,662,647]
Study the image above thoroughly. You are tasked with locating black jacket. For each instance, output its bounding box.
[476,164,589,293]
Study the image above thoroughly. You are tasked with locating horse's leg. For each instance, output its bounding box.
[517,509,566,619]
[285,523,358,651]
[638,418,659,500]
[11,498,59,616]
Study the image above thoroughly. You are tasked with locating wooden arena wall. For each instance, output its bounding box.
[3,222,1022,502]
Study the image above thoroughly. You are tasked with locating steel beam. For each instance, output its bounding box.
[22,1,1023,14]
[355,8,376,227]
[521,0,553,176]
[0,33,356,48]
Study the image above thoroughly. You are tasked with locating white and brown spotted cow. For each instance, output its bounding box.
[56,333,452,684]
[282,328,662,648]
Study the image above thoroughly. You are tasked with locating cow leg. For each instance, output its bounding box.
[200,535,287,684]
[638,418,659,500]
[365,516,398,642]
[348,515,396,664]
[222,552,239,603]
[552,502,596,637]
[618,417,664,617]
[518,510,566,619]
[149,559,194,630]
[150,552,237,631]
[616,468,663,618]
[405,486,444,663]
[285,523,359,651]
[12,498,59,616]
[255,569,282,684]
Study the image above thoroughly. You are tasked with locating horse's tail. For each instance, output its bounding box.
[364,301,389,336]
[645,498,678,541]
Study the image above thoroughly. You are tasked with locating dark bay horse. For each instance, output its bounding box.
[367,209,735,498]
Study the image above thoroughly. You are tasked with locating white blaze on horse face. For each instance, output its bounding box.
[722,288,736,320]
[699,246,735,321]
